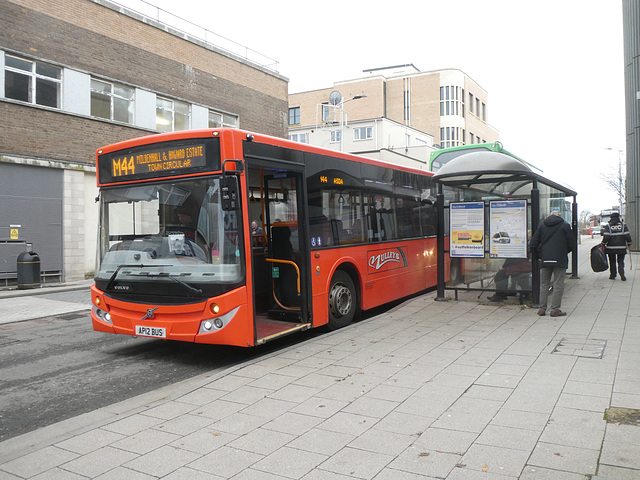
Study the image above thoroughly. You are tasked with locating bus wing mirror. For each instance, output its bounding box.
[221,176,239,211]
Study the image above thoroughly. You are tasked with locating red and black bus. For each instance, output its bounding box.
[91,128,442,346]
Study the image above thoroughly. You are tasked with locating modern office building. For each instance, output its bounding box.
[0,0,287,285]
[288,64,499,168]
[623,0,640,249]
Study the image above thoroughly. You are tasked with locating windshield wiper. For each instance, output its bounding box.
[105,264,171,291]
[167,274,203,296]
[142,272,204,296]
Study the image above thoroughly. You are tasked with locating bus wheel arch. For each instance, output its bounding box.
[328,266,360,330]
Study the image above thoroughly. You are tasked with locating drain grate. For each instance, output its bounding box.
[604,407,640,426]
[551,337,606,359]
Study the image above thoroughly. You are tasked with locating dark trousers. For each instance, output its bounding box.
[607,252,626,277]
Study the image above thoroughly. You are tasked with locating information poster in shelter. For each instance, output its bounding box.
[450,202,485,258]
[489,200,528,258]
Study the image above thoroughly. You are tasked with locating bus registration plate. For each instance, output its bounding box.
[135,325,166,338]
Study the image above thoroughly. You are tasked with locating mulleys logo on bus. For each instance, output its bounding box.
[368,251,401,270]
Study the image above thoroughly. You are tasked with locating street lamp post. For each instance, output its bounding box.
[338,94,366,152]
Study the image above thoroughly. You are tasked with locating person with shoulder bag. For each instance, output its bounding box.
[601,212,632,280]
[529,211,575,317]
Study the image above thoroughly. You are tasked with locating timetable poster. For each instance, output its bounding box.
[489,200,528,258]
[450,202,485,258]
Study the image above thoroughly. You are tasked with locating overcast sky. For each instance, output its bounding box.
[118,0,626,215]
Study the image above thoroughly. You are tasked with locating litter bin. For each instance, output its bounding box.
[17,251,41,289]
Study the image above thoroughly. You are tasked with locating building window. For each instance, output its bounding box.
[330,130,341,143]
[321,103,330,122]
[440,85,462,117]
[209,110,238,128]
[469,93,474,114]
[4,54,61,108]
[354,126,372,140]
[482,102,486,122]
[156,96,190,132]
[289,106,300,125]
[476,98,480,116]
[403,78,411,122]
[289,133,308,143]
[91,79,134,123]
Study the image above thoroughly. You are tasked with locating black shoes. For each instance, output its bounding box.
[487,295,507,302]
[621,274,626,281]
[609,275,616,280]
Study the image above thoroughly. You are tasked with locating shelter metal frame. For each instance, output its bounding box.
[431,151,578,307]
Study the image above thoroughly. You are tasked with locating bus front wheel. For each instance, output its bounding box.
[328,271,356,330]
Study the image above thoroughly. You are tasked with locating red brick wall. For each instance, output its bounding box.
[1,0,289,163]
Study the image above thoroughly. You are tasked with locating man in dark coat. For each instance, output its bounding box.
[529,211,575,317]
[601,211,632,280]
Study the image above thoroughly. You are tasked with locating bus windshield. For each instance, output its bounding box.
[95,176,243,295]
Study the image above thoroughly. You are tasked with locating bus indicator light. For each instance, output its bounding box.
[210,303,220,314]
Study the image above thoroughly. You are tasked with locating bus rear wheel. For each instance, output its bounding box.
[328,270,356,330]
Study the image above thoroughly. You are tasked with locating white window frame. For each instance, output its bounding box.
[90,78,134,124]
[4,54,61,108]
[288,133,308,144]
[209,110,238,128]
[330,130,342,143]
[353,126,372,141]
[156,96,190,132]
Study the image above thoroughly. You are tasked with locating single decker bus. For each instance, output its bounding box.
[91,128,441,346]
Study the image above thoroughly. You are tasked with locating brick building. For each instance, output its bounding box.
[288,65,499,169]
[0,0,287,285]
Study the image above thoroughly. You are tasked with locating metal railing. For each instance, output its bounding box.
[104,0,280,73]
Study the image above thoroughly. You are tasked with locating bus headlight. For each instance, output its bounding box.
[198,306,240,335]
[93,305,112,324]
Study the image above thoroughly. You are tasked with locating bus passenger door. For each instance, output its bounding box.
[246,165,310,343]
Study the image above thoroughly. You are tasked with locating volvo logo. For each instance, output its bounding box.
[140,307,159,321]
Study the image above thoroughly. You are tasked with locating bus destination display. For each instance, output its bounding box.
[111,144,206,177]
[98,140,218,185]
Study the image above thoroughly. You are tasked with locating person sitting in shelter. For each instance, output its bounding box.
[487,257,531,302]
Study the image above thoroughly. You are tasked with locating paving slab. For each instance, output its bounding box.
[1,240,639,479]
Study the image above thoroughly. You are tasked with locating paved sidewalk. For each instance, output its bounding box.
[0,237,639,479]
[0,280,93,325]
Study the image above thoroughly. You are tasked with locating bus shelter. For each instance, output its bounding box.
[431,150,578,306]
